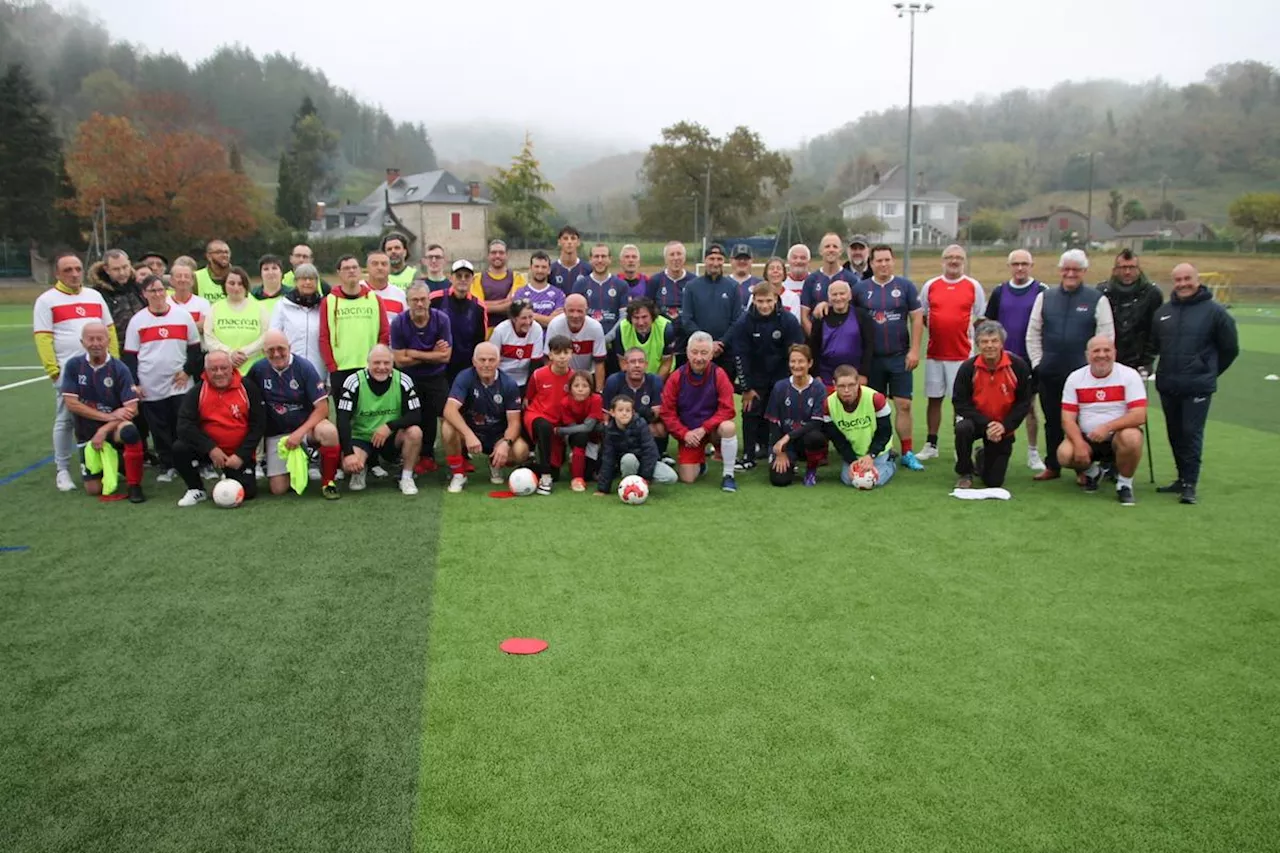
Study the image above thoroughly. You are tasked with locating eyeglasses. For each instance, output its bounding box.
[426,254,445,260]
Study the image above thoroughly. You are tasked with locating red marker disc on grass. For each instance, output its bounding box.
[500,637,548,655]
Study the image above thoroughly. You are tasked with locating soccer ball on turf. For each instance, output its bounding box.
[849,462,879,491]
[212,478,245,508]
[508,467,538,497]
[618,475,649,505]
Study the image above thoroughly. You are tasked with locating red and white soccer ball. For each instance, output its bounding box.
[508,467,538,497]
[212,477,245,508]
[849,461,879,491]
[618,475,649,505]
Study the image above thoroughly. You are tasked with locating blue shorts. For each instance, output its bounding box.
[867,353,913,399]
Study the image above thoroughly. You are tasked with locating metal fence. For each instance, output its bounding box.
[0,239,33,279]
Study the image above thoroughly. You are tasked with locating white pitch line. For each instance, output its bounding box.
[0,376,47,392]
[0,366,44,370]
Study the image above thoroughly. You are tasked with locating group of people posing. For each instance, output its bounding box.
[33,225,1238,506]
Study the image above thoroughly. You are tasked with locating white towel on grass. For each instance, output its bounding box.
[949,487,1012,501]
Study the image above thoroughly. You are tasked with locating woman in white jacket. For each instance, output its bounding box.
[269,263,329,377]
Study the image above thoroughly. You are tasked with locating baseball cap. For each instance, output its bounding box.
[704,243,726,258]
[848,235,869,247]
[732,244,752,259]
[451,259,474,273]
[139,250,169,265]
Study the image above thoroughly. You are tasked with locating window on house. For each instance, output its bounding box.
[1058,217,1069,230]
[930,204,945,220]
[450,211,461,231]
[882,202,898,217]
[447,185,456,194]
[404,186,417,197]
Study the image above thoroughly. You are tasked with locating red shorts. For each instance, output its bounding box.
[677,440,717,466]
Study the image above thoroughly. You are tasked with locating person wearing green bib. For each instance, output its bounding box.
[319,254,391,391]
[336,345,423,495]
[818,364,897,488]
[612,298,674,377]
[282,243,313,289]
[195,239,232,303]
[382,233,418,287]
[203,266,268,375]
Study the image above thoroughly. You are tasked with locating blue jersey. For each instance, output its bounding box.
[571,274,630,336]
[603,372,665,420]
[249,356,327,436]
[765,376,827,436]
[60,354,137,442]
[550,259,591,292]
[800,268,851,309]
[645,270,693,323]
[448,368,522,433]
[853,276,922,356]
[735,275,763,309]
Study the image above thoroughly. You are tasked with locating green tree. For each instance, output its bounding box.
[1106,190,1123,229]
[286,97,338,201]
[845,213,889,238]
[274,151,308,229]
[1228,192,1280,247]
[637,121,791,238]
[1121,199,1148,225]
[966,209,1010,243]
[0,63,67,246]
[487,133,555,249]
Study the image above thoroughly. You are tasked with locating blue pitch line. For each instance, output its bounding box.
[0,454,55,487]
[0,546,31,553]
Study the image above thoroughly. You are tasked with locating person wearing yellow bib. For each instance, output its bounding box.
[320,254,391,391]
[612,298,674,377]
[203,266,268,375]
[816,364,897,488]
[195,239,233,303]
[282,243,313,288]
[382,233,418,287]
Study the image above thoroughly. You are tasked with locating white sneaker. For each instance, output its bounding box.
[349,470,367,491]
[371,465,389,479]
[447,473,467,493]
[308,466,321,481]
[398,476,418,496]
[200,466,218,480]
[55,469,76,492]
[177,488,207,507]
[915,443,939,461]
[536,474,553,495]
[1027,448,1047,472]
[256,464,267,480]
[489,466,505,485]
[157,468,177,483]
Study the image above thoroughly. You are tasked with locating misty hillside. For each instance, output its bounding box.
[428,121,638,183]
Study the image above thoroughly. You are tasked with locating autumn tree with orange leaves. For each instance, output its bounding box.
[65,113,258,248]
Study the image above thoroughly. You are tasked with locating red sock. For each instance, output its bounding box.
[901,438,914,454]
[804,449,823,472]
[320,445,340,483]
[570,447,586,480]
[123,443,144,486]
[447,454,465,475]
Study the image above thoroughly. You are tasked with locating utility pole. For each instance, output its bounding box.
[894,2,933,280]
[1085,152,1095,248]
[703,164,712,258]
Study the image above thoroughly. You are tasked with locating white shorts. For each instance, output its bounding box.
[925,359,964,399]
[264,435,307,477]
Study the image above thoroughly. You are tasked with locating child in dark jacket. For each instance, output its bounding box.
[596,395,678,495]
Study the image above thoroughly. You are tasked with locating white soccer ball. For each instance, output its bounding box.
[212,477,245,508]
[617,475,649,505]
[508,467,538,497]
[849,463,879,491]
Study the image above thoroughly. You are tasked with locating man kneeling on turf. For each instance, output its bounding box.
[249,330,342,498]
[442,341,530,492]
[660,331,739,491]
[595,395,678,496]
[1058,335,1146,505]
[951,320,1033,489]
[61,321,147,503]
[336,344,423,495]
[805,365,895,488]
[174,350,266,506]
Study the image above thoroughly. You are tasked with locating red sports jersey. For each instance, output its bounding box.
[523,365,573,430]
[561,392,604,429]
[922,275,986,361]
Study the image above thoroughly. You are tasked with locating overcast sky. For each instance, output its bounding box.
[82,0,1279,150]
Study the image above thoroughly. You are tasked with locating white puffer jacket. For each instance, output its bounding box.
[270,297,325,377]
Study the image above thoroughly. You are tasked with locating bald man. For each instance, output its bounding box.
[442,341,529,492]
[986,249,1049,471]
[546,293,607,390]
[1149,263,1239,504]
[248,330,342,498]
[336,344,423,495]
[1059,336,1146,505]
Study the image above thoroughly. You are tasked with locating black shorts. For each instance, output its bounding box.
[474,429,505,455]
[1087,438,1116,465]
[351,433,404,463]
[867,353,913,399]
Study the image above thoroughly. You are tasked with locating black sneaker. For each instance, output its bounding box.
[1117,485,1135,506]
[1156,479,1184,494]
[1180,484,1197,505]
[128,484,147,504]
[1082,469,1101,493]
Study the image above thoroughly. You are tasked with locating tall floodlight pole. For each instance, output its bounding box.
[894,2,932,280]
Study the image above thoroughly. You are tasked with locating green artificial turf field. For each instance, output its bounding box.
[1,302,1278,852]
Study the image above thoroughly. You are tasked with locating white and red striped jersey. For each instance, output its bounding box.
[367,282,406,324]
[782,278,804,316]
[488,319,545,386]
[169,291,212,328]
[33,285,115,369]
[1062,362,1147,434]
[546,314,607,372]
[125,304,201,400]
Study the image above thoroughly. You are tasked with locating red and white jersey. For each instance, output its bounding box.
[125,305,201,400]
[489,318,545,385]
[169,292,211,328]
[546,314,607,372]
[366,282,407,324]
[33,285,115,369]
[1062,362,1147,434]
[921,275,986,361]
[782,278,804,316]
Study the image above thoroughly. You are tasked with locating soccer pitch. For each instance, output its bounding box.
[2,302,1278,852]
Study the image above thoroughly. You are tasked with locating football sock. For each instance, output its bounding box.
[804,449,823,472]
[721,436,738,478]
[570,448,586,480]
[123,443,144,486]
[901,437,914,454]
[447,454,465,475]
[926,433,938,446]
[1117,474,1134,490]
[320,446,340,483]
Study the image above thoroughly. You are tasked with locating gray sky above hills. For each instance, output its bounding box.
[83,0,1279,151]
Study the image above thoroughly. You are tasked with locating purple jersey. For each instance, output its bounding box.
[988,280,1045,360]
[674,364,723,430]
[390,308,453,379]
[815,311,865,384]
[550,258,591,292]
[766,376,827,435]
[513,283,565,318]
[620,274,648,301]
[431,291,486,375]
[854,276,921,357]
[60,354,137,442]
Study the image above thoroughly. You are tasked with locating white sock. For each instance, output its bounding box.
[401,469,413,480]
[721,436,738,478]
[1028,445,1039,454]
[1117,474,1134,489]
[1085,462,1101,477]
